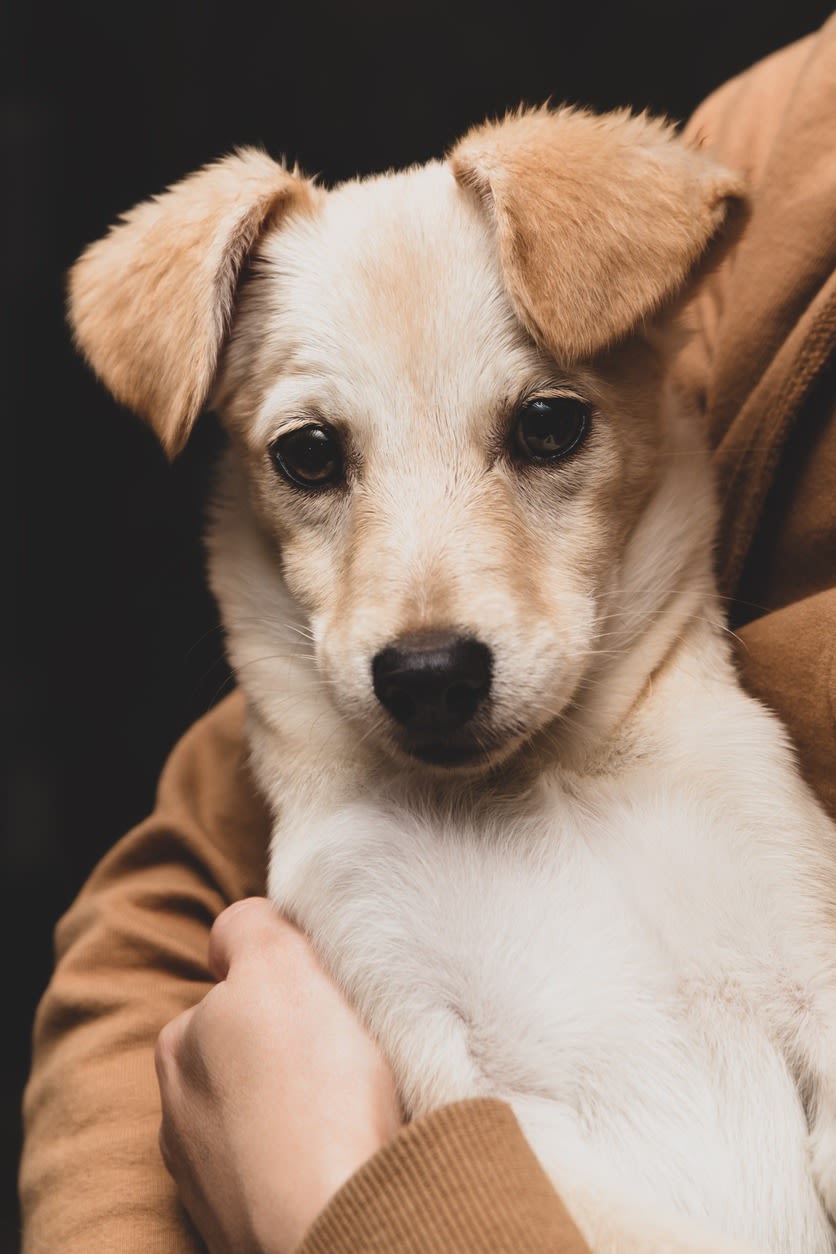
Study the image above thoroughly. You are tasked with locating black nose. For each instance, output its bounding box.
[372,633,492,733]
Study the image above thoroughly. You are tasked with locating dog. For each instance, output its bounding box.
[69,107,836,1252]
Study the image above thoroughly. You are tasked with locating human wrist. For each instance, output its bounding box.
[251,1126,391,1254]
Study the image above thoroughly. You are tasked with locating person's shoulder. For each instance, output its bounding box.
[158,689,248,794]
[683,17,836,187]
[155,689,271,857]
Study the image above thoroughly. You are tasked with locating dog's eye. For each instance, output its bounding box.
[515,397,590,461]
[269,424,344,489]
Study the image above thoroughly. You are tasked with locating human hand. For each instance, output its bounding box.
[155,898,403,1254]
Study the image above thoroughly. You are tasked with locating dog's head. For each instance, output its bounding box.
[70,109,742,772]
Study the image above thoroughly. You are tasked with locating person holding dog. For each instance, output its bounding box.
[20,17,836,1254]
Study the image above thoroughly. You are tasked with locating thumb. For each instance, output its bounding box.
[207,897,283,982]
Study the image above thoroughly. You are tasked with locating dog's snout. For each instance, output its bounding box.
[372,633,492,733]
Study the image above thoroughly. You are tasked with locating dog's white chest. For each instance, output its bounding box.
[266,765,832,1250]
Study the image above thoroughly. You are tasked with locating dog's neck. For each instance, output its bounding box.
[538,570,726,777]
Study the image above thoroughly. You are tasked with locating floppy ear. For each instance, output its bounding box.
[69,149,311,456]
[449,107,744,362]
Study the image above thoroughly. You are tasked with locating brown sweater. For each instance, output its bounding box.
[20,20,836,1253]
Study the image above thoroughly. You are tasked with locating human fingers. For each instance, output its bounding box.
[154,1002,196,1088]
[154,915,403,1254]
[155,1003,197,1177]
[207,896,298,982]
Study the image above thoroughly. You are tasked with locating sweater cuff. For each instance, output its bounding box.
[296,1098,590,1253]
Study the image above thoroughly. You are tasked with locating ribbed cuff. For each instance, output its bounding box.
[296,1098,590,1253]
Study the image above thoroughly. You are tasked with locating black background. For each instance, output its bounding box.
[5,1,833,1246]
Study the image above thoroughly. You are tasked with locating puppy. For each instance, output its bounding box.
[70,108,836,1252]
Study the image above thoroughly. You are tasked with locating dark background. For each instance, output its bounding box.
[4,1,833,1246]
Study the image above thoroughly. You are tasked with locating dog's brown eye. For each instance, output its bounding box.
[269,424,344,489]
[515,397,590,461]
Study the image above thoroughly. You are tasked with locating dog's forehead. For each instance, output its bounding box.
[252,161,539,430]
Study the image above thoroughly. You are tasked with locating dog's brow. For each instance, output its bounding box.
[257,378,352,437]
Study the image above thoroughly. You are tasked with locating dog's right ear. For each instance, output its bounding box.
[449,107,744,364]
[69,149,312,456]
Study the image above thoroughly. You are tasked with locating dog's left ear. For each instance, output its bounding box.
[449,107,744,362]
[69,149,312,456]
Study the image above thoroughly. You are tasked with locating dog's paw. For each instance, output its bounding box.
[809,1116,836,1219]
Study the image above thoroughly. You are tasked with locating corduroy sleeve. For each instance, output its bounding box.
[298,1101,589,1254]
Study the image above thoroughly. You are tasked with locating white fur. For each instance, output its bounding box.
[200,162,836,1253]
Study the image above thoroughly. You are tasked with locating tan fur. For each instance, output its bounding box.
[450,107,743,363]
[69,149,313,455]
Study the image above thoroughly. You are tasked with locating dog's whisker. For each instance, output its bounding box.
[233,650,318,668]
[206,671,238,710]
[593,606,735,642]
[279,622,317,642]
[189,652,237,696]
[223,614,316,639]
[184,621,232,658]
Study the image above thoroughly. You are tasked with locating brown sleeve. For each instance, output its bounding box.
[299,1100,589,1254]
[676,16,836,601]
[673,17,836,821]
[20,691,271,1253]
[735,589,836,824]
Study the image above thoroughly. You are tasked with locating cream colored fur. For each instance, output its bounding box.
[70,108,836,1252]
